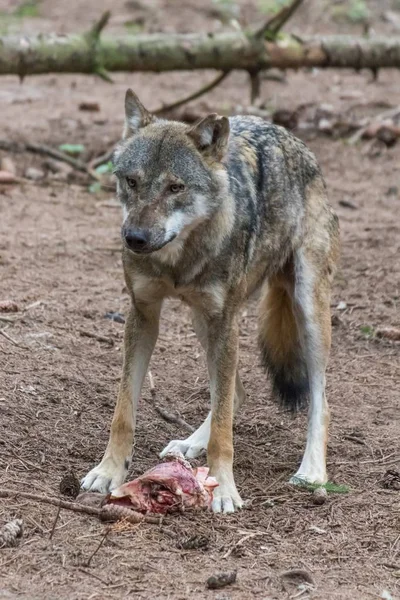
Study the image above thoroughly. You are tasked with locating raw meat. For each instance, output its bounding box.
[106,452,218,515]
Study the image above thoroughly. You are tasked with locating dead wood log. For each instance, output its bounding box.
[2,31,400,77]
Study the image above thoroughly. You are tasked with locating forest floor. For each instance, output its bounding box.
[0,0,399,598]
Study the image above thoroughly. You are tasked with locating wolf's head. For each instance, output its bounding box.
[113,90,230,262]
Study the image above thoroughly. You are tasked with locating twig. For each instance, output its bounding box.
[0,489,101,516]
[0,315,18,323]
[348,105,400,144]
[343,434,367,446]
[49,500,62,540]
[147,371,194,433]
[0,140,100,181]
[89,72,231,168]
[84,531,109,567]
[89,147,115,169]
[88,11,111,40]
[0,489,160,524]
[78,567,110,586]
[249,70,261,104]
[0,328,29,349]
[255,0,304,38]
[86,11,113,83]
[223,532,257,559]
[153,71,231,116]
[79,329,114,345]
[153,405,195,432]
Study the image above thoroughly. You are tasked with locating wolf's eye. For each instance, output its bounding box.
[126,177,136,189]
[170,183,185,193]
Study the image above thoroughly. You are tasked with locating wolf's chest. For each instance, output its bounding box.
[132,272,226,317]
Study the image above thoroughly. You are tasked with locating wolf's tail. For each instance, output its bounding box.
[258,278,309,411]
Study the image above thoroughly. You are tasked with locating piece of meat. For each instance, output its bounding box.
[106,452,218,515]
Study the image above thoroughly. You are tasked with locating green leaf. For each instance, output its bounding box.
[88,182,102,194]
[258,0,290,16]
[360,324,374,337]
[14,1,39,18]
[124,21,144,34]
[291,477,350,493]
[95,161,114,175]
[59,143,85,156]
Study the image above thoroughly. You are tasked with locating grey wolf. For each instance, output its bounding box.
[81,89,340,513]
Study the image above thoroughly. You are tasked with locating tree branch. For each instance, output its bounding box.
[2,32,400,76]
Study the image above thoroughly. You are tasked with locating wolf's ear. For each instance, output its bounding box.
[123,89,154,138]
[187,114,230,160]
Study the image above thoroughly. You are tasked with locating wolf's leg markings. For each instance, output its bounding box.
[81,301,161,493]
[205,307,244,513]
[160,311,245,460]
[289,249,332,485]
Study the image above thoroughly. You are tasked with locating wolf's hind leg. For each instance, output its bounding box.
[289,248,335,484]
[160,312,245,460]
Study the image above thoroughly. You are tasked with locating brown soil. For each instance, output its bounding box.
[0,1,399,599]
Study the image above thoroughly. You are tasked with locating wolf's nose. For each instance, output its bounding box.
[124,228,150,252]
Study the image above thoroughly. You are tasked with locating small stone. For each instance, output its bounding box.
[336,301,347,311]
[377,126,398,147]
[105,312,125,324]
[207,571,237,590]
[312,487,327,505]
[339,198,358,210]
[25,167,45,181]
[79,101,100,112]
[385,186,398,196]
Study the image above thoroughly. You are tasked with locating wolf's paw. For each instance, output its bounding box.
[211,473,243,514]
[289,469,328,487]
[81,456,128,493]
[160,437,207,460]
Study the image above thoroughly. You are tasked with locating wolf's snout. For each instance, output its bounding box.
[124,228,150,252]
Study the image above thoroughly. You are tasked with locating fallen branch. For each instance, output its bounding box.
[154,71,230,115]
[0,328,29,349]
[148,371,194,433]
[0,489,161,525]
[89,147,115,169]
[0,140,100,181]
[2,31,400,76]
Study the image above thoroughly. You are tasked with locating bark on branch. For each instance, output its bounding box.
[1,32,400,77]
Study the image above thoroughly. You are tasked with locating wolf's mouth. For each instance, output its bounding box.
[125,233,177,255]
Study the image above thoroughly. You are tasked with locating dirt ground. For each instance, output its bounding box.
[0,1,399,598]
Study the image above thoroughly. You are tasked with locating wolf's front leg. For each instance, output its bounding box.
[81,302,161,493]
[206,312,243,514]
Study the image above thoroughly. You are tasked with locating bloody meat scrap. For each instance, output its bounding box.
[106,452,218,515]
